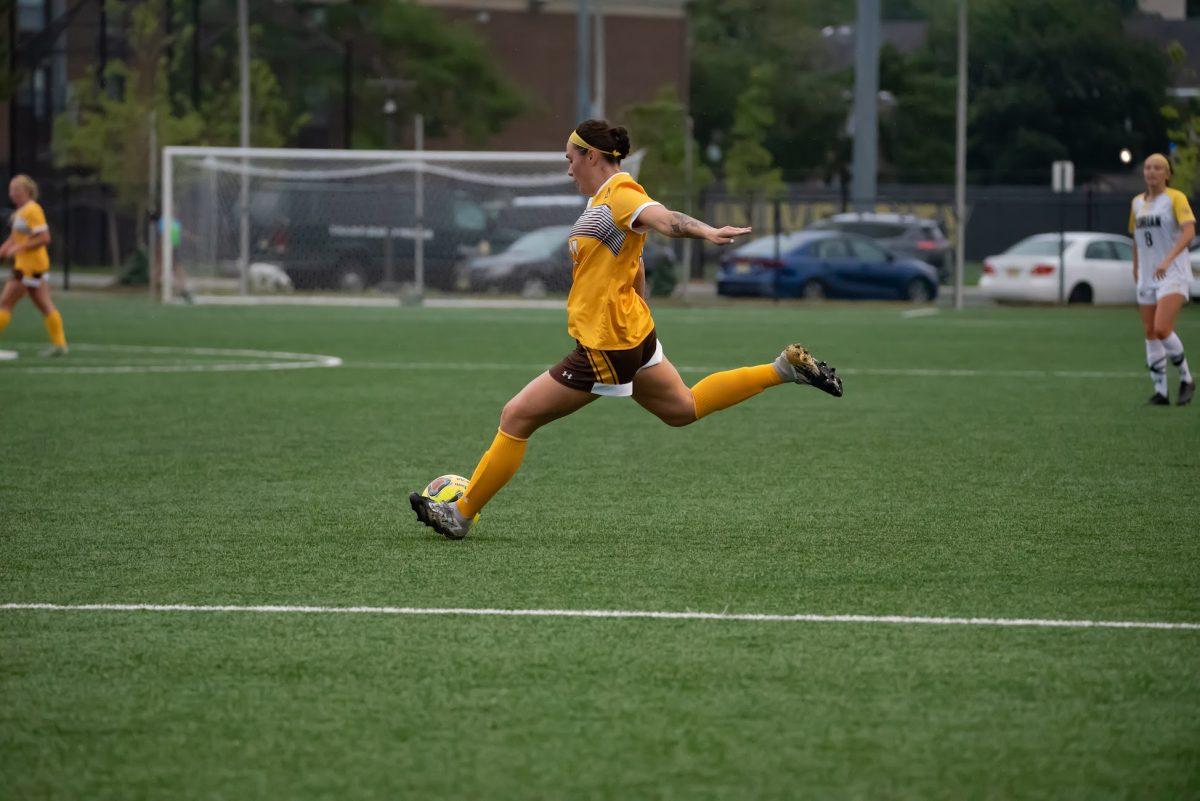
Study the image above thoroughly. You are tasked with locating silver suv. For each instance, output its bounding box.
[809,212,952,282]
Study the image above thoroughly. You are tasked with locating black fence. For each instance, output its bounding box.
[701,183,1137,268]
[4,175,1146,288]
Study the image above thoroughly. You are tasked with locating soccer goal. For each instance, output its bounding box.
[161,146,643,303]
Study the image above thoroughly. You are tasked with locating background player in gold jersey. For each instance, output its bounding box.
[410,120,843,539]
[0,175,68,356]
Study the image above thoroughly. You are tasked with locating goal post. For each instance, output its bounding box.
[160,146,645,303]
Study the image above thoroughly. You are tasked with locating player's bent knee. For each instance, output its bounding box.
[1153,325,1174,340]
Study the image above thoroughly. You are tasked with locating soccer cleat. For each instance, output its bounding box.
[1179,381,1195,407]
[773,343,843,397]
[409,491,473,540]
[1148,393,1170,406]
[40,345,68,358]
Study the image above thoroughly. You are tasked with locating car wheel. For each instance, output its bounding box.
[1067,283,1093,304]
[521,277,547,298]
[801,279,825,301]
[337,262,368,292]
[905,279,932,303]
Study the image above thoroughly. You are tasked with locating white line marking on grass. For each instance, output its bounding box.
[3,603,1197,631]
[2,343,342,374]
[901,307,940,318]
[340,361,1144,380]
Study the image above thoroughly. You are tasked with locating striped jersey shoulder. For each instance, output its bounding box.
[570,204,626,257]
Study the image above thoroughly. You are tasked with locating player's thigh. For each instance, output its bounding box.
[632,357,696,426]
[27,282,57,316]
[1138,303,1157,338]
[0,278,27,310]
[500,371,598,438]
[1153,293,1187,338]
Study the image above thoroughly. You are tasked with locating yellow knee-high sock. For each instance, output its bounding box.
[0,309,10,335]
[691,364,783,420]
[457,428,528,518]
[44,311,66,347]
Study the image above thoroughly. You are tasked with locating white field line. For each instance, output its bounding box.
[901,307,940,318]
[342,361,1144,380]
[2,342,342,374]
[2,603,1197,631]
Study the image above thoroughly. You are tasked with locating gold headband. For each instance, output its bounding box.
[569,130,621,158]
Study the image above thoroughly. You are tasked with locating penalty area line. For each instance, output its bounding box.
[2,603,1197,631]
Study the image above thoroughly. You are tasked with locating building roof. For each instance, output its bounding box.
[1124,16,1200,88]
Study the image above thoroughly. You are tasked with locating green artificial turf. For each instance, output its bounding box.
[2,294,1198,800]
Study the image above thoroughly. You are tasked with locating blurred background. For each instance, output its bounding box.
[2,0,1198,298]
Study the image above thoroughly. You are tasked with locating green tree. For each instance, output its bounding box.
[689,0,850,182]
[53,1,301,266]
[622,86,713,210]
[904,0,1169,183]
[278,0,525,147]
[724,65,785,201]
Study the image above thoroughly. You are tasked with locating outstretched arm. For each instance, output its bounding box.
[636,205,751,246]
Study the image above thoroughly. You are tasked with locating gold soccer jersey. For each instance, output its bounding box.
[565,172,660,350]
[11,201,49,275]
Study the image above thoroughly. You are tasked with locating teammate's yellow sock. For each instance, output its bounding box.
[457,428,528,518]
[691,364,783,420]
[43,311,66,347]
[0,308,10,335]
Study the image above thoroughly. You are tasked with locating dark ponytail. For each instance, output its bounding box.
[573,119,631,163]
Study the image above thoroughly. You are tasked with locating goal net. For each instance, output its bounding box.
[161,146,643,302]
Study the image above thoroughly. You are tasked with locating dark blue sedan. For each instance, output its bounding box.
[716,231,940,301]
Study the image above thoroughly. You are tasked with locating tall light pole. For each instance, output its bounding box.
[953,0,968,310]
[850,0,880,211]
[238,0,250,295]
[576,0,592,122]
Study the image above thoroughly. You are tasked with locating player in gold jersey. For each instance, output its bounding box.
[0,175,68,356]
[410,120,842,539]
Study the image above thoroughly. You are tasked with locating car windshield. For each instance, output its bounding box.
[734,234,808,257]
[1005,237,1076,256]
[506,226,570,256]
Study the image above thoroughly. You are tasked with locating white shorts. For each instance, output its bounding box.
[10,269,47,288]
[1138,280,1190,306]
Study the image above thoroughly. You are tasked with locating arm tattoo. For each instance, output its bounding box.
[668,212,704,238]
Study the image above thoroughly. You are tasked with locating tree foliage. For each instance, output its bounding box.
[621,86,712,210]
[52,0,301,261]
[900,0,1169,183]
[283,0,525,147]
[689,0,849,182]
[724,65,785,199]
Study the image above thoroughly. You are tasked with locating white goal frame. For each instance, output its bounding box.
[160,146,590,303]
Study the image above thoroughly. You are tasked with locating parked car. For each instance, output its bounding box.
[463,224,678,296]
[979,232,1136,304]
[250,181,489,291]
[1183,241,1200,300]
[809,212,952,280]
[716,231,939,301]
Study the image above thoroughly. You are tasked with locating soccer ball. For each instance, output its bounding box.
[420,474,481,521]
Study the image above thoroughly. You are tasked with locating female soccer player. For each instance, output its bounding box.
[410,120,843,539]
[1130,154,1194,406]
[0,175,68,356]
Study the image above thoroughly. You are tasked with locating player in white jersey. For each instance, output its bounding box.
[1129,153,1195,406]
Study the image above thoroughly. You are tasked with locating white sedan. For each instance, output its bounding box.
[980,232,1137,304]
[1184,244,1200,300]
